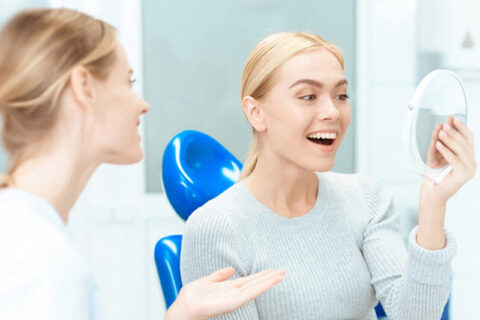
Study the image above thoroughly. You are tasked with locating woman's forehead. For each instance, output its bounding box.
[276,49,344,85]
[113,42,131,70]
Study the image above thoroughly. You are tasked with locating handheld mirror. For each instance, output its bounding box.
[404,69,468,183]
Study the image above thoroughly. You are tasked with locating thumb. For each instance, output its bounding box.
[207,267,235,282]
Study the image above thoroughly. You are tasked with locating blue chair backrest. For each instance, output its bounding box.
[162,130,243,221]
[154,235,183,308]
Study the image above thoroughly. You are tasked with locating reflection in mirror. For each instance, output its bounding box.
[406,69,467,183]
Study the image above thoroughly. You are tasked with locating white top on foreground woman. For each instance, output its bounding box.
[180,32,477,319]
[0,8,283,320]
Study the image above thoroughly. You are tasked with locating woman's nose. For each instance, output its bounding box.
[141,98,150,114]
[317,97,340,121]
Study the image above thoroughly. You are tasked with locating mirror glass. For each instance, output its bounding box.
[405,69,468,183]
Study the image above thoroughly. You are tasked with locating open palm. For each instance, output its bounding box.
[176,267,284,320]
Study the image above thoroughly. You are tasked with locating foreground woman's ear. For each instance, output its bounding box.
[242,96,266,132]
[69,66,96,108]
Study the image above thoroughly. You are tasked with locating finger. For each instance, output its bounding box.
[432,123,442,140]
[443,122,469,150]
[207,267,235,282]
[429,123,442,149]
[432,123,441,139]
[235,274,284,306]
[232,269,272,287]
[438,128,467,157]
[444,120,476,169]
[233,269,283,287]
[222,275,284,314]
[452,116,474,145]
[436,140,463,168]
[238,269,285,291]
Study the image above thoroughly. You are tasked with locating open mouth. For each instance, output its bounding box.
[306,132,337,146]
[307,137,335,146]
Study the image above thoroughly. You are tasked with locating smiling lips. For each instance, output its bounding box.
[306,131,337,146]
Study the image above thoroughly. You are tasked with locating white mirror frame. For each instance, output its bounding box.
[404,69,468,184]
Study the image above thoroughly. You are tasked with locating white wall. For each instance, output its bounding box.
[356,0,418,237]
[446,79,480,319]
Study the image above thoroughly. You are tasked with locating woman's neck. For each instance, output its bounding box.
[244,150,319,218]
[8,146,99,224]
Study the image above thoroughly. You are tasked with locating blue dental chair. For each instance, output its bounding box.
[154,130,242,308]
[153,130,450,319]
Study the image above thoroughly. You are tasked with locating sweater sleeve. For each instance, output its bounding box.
[359,175,456,320]
[180,204,259,320]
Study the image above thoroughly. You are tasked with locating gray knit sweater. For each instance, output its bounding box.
[180,172,456,320]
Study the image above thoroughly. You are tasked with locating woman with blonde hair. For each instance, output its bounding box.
[181,32,477,319]
[0,8,284,320]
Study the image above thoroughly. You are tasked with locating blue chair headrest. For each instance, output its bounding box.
[162,130,243,220]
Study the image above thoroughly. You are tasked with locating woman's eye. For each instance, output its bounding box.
[335,94,350,101]
[300,94,316,101]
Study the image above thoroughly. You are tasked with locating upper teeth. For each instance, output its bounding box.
[307,132,337,139]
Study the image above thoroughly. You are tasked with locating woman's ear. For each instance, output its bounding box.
[69,66,96,109]
[242,96,266,131]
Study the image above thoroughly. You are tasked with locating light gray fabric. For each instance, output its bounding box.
[180,172,456,320]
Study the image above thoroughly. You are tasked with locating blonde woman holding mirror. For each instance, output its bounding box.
[0,8,284,320]
[180,32,477,319]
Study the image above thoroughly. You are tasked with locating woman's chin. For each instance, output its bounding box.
[104,148,144,165]
[124,150,144,164]
[311,159,335,172]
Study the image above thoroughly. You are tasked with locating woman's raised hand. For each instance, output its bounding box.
[421,116,477,203]
[165,267,284,320]
[417,116,476,249]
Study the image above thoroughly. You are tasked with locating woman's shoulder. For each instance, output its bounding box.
[185,182,246,231]
[0,188,83,268]
[0,191,93,304]
[0,200,97,318]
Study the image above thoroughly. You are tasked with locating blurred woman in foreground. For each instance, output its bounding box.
[0,8,283,320]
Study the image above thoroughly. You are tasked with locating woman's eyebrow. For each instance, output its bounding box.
[288,78,348,89]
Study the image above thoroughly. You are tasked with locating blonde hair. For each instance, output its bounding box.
[239,32,345,180]
[0,8,117,187]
